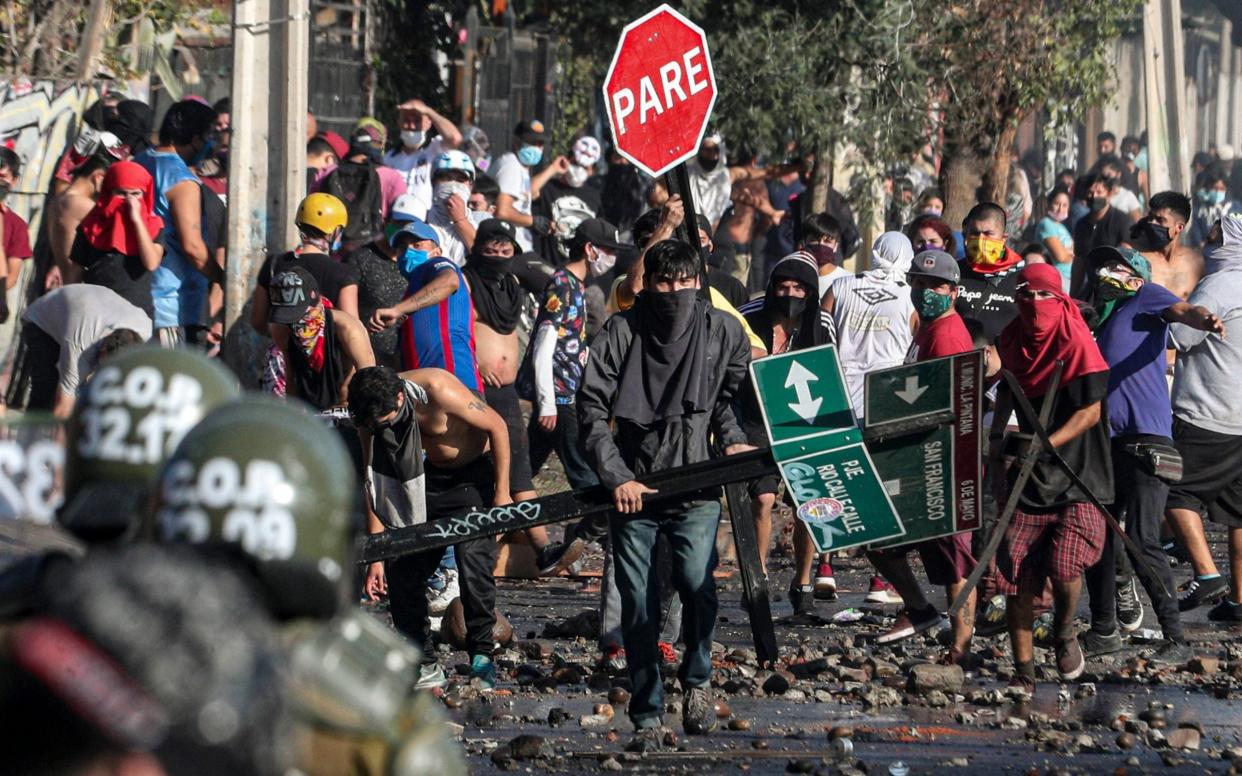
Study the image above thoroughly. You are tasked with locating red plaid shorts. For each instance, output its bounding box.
[995,502,1106,596]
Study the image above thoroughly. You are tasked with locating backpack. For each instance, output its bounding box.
[323,160,382,248]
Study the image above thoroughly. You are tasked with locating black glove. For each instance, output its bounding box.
[530,214,553,235]
[0,291,10,325]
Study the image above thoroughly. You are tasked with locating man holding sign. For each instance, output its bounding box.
[579,240,752,745]
[866,250,978,662]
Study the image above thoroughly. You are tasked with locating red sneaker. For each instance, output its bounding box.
[599,646,627,672]
[814,562,837,600]
[658,641,678,665]
[864,575,903,605]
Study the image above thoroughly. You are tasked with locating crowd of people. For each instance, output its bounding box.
[2,88,1242,768]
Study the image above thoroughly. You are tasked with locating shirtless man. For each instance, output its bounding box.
[462,219,563,565]
[1128,191,1204,300]
[723,150,783,288]
[350,364,511,690]
[45,151,114,289]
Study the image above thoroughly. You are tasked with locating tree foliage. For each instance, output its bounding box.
[0,0,215,80]
[546,0,1138,219]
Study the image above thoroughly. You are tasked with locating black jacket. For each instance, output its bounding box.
[578,305,751,491]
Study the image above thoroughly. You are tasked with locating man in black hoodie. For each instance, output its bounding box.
[579,239,753,746]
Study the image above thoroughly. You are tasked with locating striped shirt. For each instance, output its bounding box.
[398,257,482,391]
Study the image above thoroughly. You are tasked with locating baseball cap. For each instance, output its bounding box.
[269,265,321,324]
[908,249,961,284]
[1088,245,1151,281]
[514,119,547,144]
[572,218,629,252]
[572,136,602,167]
[352,117,387,149]
[389,217,440,248]
[317,130,348,159]
[390,194,420,224]
[474,218,521,250]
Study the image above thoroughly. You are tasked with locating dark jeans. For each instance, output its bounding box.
[611,500,720,729]
[1086,435,1183,641]
[22,323,59,411]
[528,401,600,492]
[386,456,499,662]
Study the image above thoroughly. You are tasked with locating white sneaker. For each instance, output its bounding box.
[427,569,459,616]
[415,662,448,690]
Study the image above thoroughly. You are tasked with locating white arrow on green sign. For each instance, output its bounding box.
[749,344,854,449]
[865,351,984,549]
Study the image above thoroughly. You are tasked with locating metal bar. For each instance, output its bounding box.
[358,449,778,564]
[723,477,778,667]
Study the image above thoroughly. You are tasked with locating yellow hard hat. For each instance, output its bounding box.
[295,193,348,235]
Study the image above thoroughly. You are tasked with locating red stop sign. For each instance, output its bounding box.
[602,4,717,179]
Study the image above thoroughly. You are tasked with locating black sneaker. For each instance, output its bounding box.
[536,538,587,575]
[682,686,717,735]
[789,582,816,616]
[1147,640,1194,665]
[1207,599,1242,623]
[1116,577,1144,632]
[1179,576,1229,612]
[1082,629,1123,656]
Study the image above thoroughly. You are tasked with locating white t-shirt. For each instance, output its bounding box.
[427,205,488,266]
[686,157,732,228]
[817,265,851,301]
[826,271,916,418]
[1111,187,1141,216]
[22,285,153,397]
[491,151,533,251]
[384,137,446,220]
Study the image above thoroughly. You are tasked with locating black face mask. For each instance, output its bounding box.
[0,182,11,204]
[645,287,699,337]
[478,254,515,275]
[1130,219,1172,249]
[697,154,719,172]
[770,295,806,321]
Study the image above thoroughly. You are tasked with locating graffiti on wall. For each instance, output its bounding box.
[0,79,97,235]
[0,79,98,376]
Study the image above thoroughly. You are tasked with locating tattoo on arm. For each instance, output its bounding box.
[467,400,487,413]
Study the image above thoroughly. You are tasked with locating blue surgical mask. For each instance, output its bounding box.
[1209,190,1227,206]
[330,231,343,253]
[517,144,543,167]
[399,247,430,277]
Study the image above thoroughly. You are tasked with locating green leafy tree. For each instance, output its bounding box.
[934,0,1141,224]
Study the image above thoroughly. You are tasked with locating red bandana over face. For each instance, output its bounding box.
[997,263,1108,397]
[78,161,163,256]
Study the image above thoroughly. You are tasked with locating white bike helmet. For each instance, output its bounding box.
[432,150,475,181]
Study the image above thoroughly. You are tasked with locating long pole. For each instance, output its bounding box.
[223,0,307,380]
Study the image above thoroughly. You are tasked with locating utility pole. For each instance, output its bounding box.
[1143,0,1189,195]
[223,0,308,382]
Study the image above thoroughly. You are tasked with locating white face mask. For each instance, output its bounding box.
[433,181,472,206]
[400,129,425,149]
[589,248,617,277]
[565,163,589,188]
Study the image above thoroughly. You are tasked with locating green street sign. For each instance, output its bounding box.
[750,344,854,446]
[778,429,906,553]
[865,351,984,549]
[863,356,953,433]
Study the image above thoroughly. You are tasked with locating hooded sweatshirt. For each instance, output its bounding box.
[825,232,917,417]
